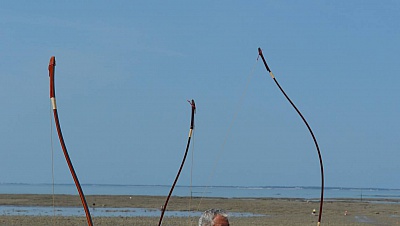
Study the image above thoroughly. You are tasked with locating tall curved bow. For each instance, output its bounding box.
[158,99,196,226]
[48,56,94,226]
[258,48,325,226]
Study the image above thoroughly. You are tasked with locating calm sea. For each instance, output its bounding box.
[1,183,400,200]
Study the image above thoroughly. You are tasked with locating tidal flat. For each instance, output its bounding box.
[0,194,399,225]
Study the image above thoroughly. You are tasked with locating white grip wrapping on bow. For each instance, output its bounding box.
[51,97,57,110]
[269,71,275,79]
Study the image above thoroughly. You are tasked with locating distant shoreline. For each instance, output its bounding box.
[2,183,400,200]
[2,182,400,190]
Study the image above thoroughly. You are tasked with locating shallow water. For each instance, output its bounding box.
[354,215,375,223]
[0,206,265,218]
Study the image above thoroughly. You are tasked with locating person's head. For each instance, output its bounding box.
[199,209,229,226]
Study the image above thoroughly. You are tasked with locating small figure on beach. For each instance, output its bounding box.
[199,209,230,226]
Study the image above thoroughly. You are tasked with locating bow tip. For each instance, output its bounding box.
[189,99,196,110]
[49,56,56,66]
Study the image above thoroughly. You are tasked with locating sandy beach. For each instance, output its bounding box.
[0,194,399,225]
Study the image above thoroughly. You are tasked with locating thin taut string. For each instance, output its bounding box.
[195,57,259,212]
[49,101,56,225]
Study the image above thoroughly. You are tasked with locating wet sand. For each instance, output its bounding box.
[0,194,399,225]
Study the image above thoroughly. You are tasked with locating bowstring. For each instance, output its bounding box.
[188,129,195,226]
[49,100,56,225]
[195,55,259,212]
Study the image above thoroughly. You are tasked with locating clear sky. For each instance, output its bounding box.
[1,1,399,189]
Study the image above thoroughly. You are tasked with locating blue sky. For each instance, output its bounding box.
[1,1,400,189]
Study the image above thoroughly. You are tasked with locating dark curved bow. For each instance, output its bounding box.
[258,48,324,226]
[48,56,94,226]
[158,99,196,226]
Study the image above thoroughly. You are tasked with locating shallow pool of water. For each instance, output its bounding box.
[0,206,265,218]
